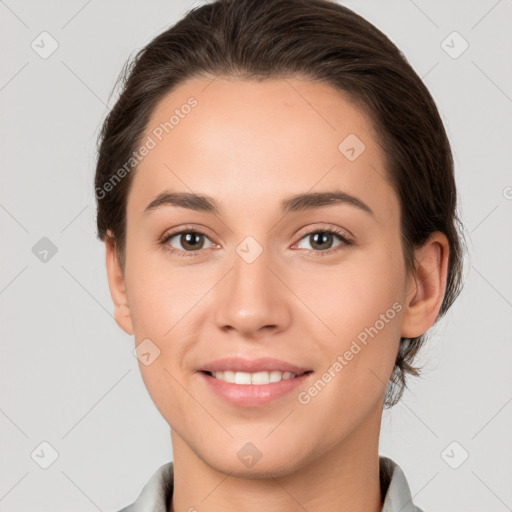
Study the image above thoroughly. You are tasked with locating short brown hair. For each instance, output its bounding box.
[94,0,466,407]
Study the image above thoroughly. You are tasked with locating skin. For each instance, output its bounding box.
[105,76,449,512]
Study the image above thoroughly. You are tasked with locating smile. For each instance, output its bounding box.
[206,370,300,385]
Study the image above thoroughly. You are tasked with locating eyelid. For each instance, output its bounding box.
[160,224,217,243]
[294,223,354,242]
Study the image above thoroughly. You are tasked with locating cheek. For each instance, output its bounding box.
[313,247,404,331]
[295,270,404,435]
[137,359,194,433]
[124,244,202,334]
[310,244,405,382]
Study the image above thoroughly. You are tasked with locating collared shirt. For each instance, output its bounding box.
[117,456,424,512]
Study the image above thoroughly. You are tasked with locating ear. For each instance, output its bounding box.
[105,232,134,336]
[401,232,450,339]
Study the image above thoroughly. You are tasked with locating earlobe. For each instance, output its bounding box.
[104,233,134,336]
[401,232,450,339]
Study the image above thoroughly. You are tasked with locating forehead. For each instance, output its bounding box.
[127,76,397,222]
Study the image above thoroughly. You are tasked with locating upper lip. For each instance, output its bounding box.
[200,357,312,375]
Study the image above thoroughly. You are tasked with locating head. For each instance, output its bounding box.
[95,0,465,476]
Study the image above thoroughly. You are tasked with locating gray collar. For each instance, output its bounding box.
[119,456,424,512]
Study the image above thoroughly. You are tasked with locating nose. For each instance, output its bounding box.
[213,246,292,338]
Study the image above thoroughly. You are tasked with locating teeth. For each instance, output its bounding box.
[211,370,297,385]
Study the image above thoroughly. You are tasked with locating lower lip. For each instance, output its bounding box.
[199,371,312,407]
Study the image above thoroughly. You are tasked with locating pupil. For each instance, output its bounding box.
[183,232,203,250]
[312,232,331,250]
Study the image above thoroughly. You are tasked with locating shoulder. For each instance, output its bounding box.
[380,455,426,512]
[112,461,174,512]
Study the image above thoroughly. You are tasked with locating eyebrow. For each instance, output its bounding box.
[144,190,374,217]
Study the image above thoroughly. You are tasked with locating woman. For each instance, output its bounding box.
[94,0,466,510]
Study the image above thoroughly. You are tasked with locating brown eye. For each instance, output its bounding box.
[163,231,213,253]
[295,229,352,256]
[308,231,336,250]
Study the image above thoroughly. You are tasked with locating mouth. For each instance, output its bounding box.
[198,356,314,406]
[198,368,314,407]
[200,369,313,385]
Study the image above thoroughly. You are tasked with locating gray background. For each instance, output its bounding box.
[1,0,511,511]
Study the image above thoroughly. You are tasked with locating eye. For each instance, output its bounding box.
[294,228,353,256]
[160,226,353,258]
[161,228,215,256]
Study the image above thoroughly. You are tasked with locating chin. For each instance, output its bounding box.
[198,441,312,480]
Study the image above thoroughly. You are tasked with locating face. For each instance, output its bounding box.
[109,76,417,477]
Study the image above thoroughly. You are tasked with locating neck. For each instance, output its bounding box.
[170,404,383,512]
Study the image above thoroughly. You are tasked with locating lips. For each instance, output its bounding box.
[199,356,312,375]
[199,368,313,407]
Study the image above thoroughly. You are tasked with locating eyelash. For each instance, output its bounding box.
[160,226,353,258]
